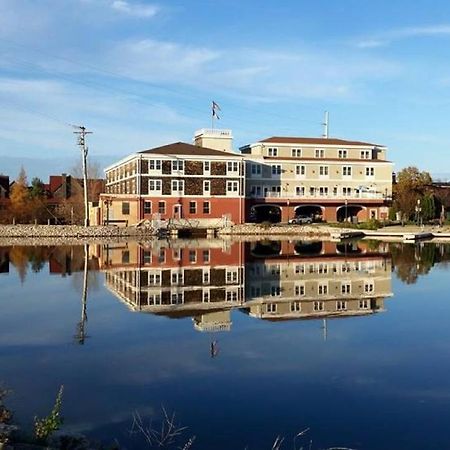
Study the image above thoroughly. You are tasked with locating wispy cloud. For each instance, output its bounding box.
[110,0,159,18]
[356,24,450,48]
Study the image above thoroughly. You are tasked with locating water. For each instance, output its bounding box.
[1,239,450,449]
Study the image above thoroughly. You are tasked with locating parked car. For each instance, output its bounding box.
[288,215,313,225]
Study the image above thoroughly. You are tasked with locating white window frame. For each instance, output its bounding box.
[148,159,162,172]
[342,166,352,177]
[251,163,262,177]
[268,147,278,157]
[227,180,239,194]
[149,179,162,193]
[365,167,375,177]
[291,148,302,157]
[291,301,301,312]
[338,149,348,159]
[315,149,325,158]
[172,179,184,194]
[203,180,210,194]
[296,165,306,177]
[295,186,305,196]
[271,164,282,175]
[319,165,329,178]
[172,160,184,173]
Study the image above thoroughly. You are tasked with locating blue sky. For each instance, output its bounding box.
[1,0,450,178]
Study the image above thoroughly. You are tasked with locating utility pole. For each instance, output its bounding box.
[322,111,329,139]
[73,125,93,227]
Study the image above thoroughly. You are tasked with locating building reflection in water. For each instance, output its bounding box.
[99,240,245,333]
[99,239,393,335]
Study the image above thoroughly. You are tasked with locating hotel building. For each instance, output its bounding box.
[241,136,393,223]
[100,129,245,227]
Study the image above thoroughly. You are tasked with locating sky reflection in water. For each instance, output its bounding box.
[1,240,450,450]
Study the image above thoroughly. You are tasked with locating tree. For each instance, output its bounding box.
[421,194,436,222]
[30,177,45,198]
[393,166,432,222]
[9,168,31,223]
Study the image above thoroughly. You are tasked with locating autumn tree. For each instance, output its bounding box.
[393,166,432,222]
[9,167,31,223]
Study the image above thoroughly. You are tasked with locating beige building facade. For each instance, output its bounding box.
[241,136,393,223]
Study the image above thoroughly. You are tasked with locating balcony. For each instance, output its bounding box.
[249,191,390,201]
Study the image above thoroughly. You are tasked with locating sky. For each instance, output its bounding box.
[1,0,450,179]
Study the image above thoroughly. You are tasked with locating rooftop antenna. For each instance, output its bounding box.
[322,111,329,139]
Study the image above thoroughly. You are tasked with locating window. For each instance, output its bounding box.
[361,150,371,159]
[364,281,374,293]
[268,147,278,157]
[336,300,347,311]
[158,201,166,214]
[204,161,210,172]
[296,186,305,196]
[226,269,238,284]
[359,299,370,309]
[309,186,316,196]
[343,187,352,196]
[296,165,305,176]
[173,249,182,260]
[122,202,130,215]
[171,271,183,285]
[318,284,328,295]
[313,301,324,311]
[291,148,302,157]
[149,160,161,171]
[291,301,301,312]
[149,179,162,192]
[203,250,210,263]
[203,289,210,302]
[172,180,184,194]
[270,286,281,296]
[319,166,329,176]
[203,180,210,194]
[226,290,238,302]
[341,283,351,295]
[172,160,184,172]
[189,201,196,214]
[271,165,282,175]
[267,303,277,313]
[315,149,324,158]
[295,285,305,296]
[203,201,210,214]
[143,251,152,264]
[143,201,152,215]
[319,186,329,196]
[203,269,210,284]
[171,292,184,304]
[148,272,161,285]
[295,264,305,274]
[227,181,239,193]
[251,164,261,176]
[333,186,338,196]
[227,161,238,173]
[338,149,348,159]
[158,249,165,263]
[343,166,352,177]
[366,167,375,177]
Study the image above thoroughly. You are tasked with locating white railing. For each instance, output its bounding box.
[194,128,232,137]
[250,192,389,200]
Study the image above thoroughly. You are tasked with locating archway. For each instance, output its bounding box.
[251,241,282,257]
[294,205,324,222]
[336,205,366,223]
[293,241,323,256]
[251,204,282,223]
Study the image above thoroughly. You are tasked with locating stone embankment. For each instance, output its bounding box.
[219,224,333,237]
[0,225,156,245]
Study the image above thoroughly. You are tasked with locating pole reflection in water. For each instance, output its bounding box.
[74,243,89,345]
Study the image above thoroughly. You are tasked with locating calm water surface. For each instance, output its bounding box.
[1,239,450,449]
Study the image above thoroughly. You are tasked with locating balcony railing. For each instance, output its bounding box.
[250,192,390,200]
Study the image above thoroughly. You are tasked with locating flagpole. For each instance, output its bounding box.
[211,101,214,130]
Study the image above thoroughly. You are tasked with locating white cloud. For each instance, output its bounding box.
[110,0,159,18]
[105,39,399,102]
[356,24,450,48]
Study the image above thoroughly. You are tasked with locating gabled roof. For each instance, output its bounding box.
[259,137,383,147]
[139,142,242,158]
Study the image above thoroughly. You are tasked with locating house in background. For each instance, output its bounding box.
[0,175,10,216]
[101,129,245,226]
[241,137,393,223]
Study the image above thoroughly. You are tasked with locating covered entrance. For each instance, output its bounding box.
[337,204,366,223]
[250,204,282,223]
[294,205,324,222]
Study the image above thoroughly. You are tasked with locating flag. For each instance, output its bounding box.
[212,101,221,119]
